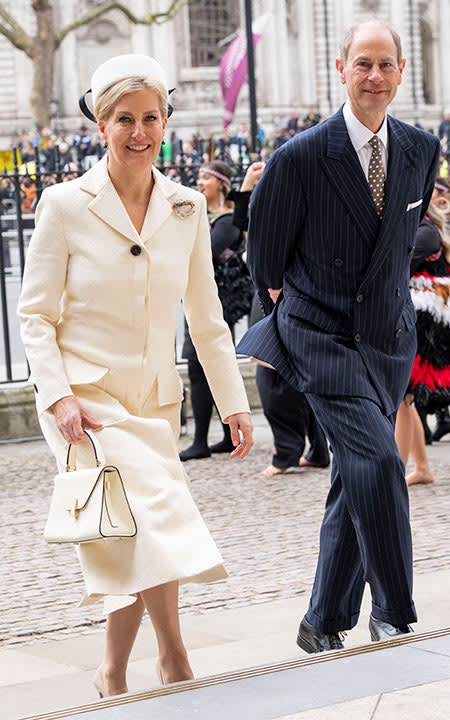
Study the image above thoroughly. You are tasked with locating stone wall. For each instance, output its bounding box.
[0,0,448,145]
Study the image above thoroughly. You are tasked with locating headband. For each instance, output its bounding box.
[200,168,232,187]
[435,182,448,193]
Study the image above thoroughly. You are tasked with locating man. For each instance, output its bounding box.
[237,20,440,651]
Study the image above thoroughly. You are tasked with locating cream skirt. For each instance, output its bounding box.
[39,373,227,615]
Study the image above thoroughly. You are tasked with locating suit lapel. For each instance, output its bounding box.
[320,108,380,246]
[80,158,178,245]
[359,117,415,290]
[140,167,177,244]
[80,157,140,243]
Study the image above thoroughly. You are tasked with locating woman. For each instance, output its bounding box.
[180,161,252,460]
[18,54,253,696]
[395,192,450,485]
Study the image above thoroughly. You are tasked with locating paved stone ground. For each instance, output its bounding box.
[1,421,449,647]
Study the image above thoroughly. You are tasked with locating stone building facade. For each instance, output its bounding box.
[0,0,449,145]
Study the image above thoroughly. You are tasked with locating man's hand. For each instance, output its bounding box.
[224,412,254,459]
[51,395,103,444]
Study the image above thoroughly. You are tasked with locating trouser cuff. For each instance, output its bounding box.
[305,606,360,633]
[371,601,417,626]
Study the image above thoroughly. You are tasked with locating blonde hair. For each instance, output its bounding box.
[427,199,450,262]
[94,77,168,122]
[341,20,403,66]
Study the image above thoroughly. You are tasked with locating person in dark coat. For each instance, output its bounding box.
[180,161,245,460]
[237,20,440,650]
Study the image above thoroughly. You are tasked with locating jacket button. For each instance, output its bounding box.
[130,245,142,256]
[395,328,403,338]
[396,288,401,296]
[354,333,361,343]
[356,294,364,303]
[334,258,344,267]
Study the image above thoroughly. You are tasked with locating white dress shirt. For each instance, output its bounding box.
[343,101,388,180]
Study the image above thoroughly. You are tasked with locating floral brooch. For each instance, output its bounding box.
[172,200,195,219]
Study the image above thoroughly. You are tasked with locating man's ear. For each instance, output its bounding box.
[336,58,346,85]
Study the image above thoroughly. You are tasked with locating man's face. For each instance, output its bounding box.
[336,25,406,123]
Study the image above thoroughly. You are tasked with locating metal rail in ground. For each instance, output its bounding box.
[15,625,450,720]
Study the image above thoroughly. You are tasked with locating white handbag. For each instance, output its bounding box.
[44,430,137,544]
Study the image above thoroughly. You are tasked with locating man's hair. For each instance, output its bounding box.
[341,20,403,66]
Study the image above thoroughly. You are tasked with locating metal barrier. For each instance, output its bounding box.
[0,141,257,383]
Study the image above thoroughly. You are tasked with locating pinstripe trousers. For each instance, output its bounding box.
[304,394,417,633]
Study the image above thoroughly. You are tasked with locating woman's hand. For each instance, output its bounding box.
[225,412,254,459]
[240,161,265,192]
[51,395,103,444]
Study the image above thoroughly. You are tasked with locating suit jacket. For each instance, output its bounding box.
[237,107,441,415]
[18,157,249,420]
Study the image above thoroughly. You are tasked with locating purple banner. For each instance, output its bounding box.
[219,16,267,128]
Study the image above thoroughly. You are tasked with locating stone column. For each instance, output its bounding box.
[149,0,177,89]
[295,0,317,106]
[390,0,414,112]
[57,2,80,121]
[130,0,151,55]
[438,0,450,107]
[274,0,290,106]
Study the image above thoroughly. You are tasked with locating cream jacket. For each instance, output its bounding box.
[18,157,249,420]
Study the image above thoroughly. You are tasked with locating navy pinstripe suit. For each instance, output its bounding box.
[237,106,440,632]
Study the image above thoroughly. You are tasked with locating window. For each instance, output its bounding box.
[189,0,241,67]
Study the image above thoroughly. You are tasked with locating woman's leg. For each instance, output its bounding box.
[140,581,193,685]
[94,596,145,697]
[180,356,214,460]
[406,405,434,486]
[395,396,414,467]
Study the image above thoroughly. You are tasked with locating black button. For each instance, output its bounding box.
[395,328,403,338]
[356,294,364,303]
[396,288,401,296]
[130,245,142,256]
[334,258,344,267]
[355,333,361,343]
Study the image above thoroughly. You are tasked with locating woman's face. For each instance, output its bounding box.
[98,88,167,174]
[432,187,450,215]
[197,170,224,207]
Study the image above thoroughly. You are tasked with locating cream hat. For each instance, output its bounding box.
[79,54,173,122]
[91,54,168,105]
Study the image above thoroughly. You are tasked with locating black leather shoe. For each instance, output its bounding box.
[296,617,345,653]
[369,614,413,641]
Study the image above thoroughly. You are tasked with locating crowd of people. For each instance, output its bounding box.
[3,101,449,216]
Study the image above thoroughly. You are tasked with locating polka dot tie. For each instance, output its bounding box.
[368,135,385,218]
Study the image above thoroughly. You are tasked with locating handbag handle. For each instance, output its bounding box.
[65,429,105,472]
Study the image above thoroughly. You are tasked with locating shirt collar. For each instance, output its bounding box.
[343,101,388,152]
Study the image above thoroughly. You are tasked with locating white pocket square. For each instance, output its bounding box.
[406,199,422,212]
